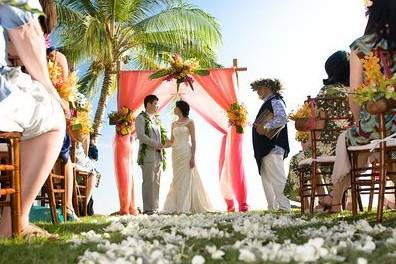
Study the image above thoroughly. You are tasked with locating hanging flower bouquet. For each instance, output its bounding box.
[148,54,209,92]
[227,102,248,133]
[108,106,134,136]
[289,102,316,131]
[295,131,310,143]
[352,52,396,114]
[69,93,92,137]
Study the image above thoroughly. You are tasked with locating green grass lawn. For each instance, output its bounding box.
[1,211,396,264]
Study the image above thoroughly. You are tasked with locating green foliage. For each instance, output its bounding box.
[0,0,42,14]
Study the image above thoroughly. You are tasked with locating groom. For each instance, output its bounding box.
[135,95,164,215]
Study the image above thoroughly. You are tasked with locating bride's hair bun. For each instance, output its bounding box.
[176,100,190,117]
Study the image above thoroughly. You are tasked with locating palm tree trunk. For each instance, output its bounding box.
[92,65,114,141]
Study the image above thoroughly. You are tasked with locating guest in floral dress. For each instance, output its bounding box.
[322,0,396,213]
[286,51,352,208]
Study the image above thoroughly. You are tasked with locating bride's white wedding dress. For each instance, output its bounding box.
[163,121,213,213]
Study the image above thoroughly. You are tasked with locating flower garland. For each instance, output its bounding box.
[108,106,134,136]
[137,112,167,171]
[149,54,209,92]
[353,52,396,105]
[227,103,248,133]
[288,102,312,121]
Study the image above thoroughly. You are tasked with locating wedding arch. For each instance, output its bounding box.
[113,61,248,214]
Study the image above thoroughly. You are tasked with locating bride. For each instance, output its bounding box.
[162,100,213,213]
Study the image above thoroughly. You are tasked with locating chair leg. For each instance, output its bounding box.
[310,163,317,214]
[46,176,58,224]
[299,169,305,215]
[377,113,386,223]
[11,137,21,236]
[350,153,358,215]
[368,168,376,212]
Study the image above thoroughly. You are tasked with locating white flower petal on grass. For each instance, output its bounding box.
[191,255,205,264]
[357,257,368,264]
[239,249,256,262]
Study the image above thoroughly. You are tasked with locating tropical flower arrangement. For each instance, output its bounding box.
[295,131,310,143]
[69,93,92,136]
[48,58,78,103]
[108,106,134,136]
[149,54,209,92]
[227,102,248,133]
[288,102,312,121]
[352,52,396,113]
[289,102,316,131]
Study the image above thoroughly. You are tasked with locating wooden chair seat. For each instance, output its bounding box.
[0,131,22,237]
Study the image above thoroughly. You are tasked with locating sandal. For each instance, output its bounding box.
[328,203,342,214]
[21,223,59,240]
[67,207,79,221]
[318,194,333,210]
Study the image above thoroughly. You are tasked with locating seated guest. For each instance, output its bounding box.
[321,0,396,213]
[0,2,67,238]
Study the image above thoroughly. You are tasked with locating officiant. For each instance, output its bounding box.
[251,78,291,211]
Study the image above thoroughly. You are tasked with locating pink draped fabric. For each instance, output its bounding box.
[114,71,163,214]
[192,69,247,211]
[115,68,248,213]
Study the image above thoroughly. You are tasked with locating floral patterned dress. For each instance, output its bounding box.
[346,34,396,146]
[316,83,353,155]
[285,149,311,202]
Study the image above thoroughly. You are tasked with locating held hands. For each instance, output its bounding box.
[156,143,164,150]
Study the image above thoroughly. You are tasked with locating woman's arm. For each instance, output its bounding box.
[187,120,196,168]
[349,50,364,123]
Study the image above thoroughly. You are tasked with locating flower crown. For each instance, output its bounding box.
[364,0,373,8]
[250,78,283,93]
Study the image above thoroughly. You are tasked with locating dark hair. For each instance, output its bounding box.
[38,0,57,34]
[365,0,396,50]
[175,100,190,117]
[250,78,283,94]
[144,95,159,108]
[323,51,350,86]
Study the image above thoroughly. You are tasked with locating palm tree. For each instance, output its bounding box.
[55,0,221,140]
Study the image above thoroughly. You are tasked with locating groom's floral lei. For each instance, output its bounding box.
[137,111,167,171]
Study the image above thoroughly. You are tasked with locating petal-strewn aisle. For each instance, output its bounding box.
[70,212,396,264]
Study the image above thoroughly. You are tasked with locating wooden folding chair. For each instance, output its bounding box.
[70,141,90,217]
[349,109,396,223]
[35,158,68,224]
[299,96,354,214]
[0,132,22,236]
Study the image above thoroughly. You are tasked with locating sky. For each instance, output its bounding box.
[90,0,367,214]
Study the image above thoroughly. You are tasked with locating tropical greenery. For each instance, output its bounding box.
[55,0,222,140]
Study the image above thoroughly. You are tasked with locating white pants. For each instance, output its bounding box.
[260,154,291,210]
